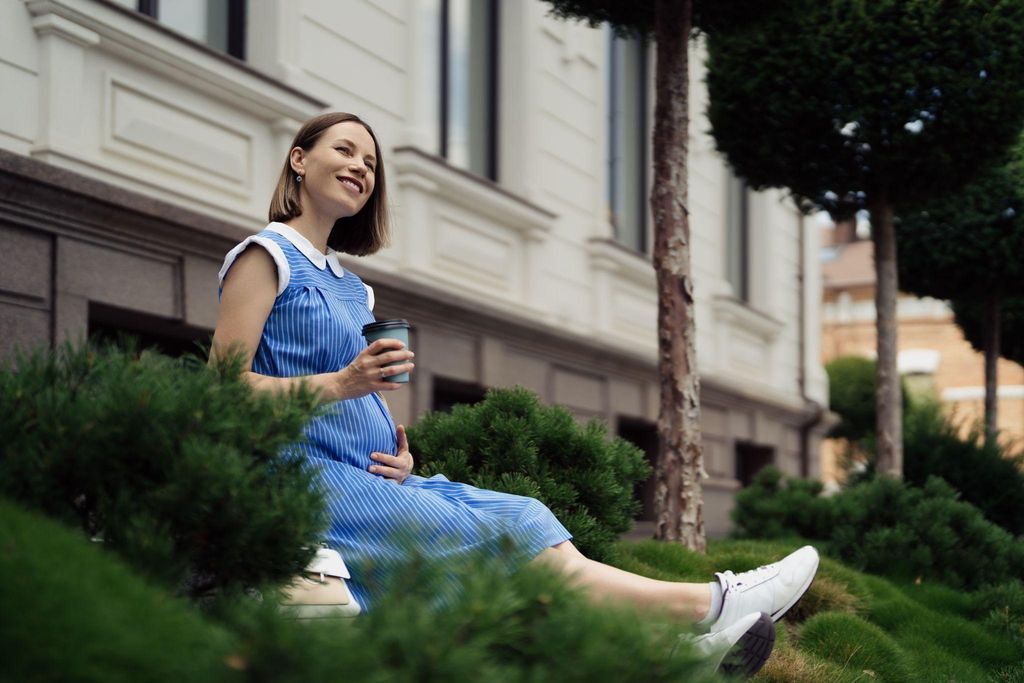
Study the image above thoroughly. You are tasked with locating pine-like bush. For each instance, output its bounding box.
[731,467,837,541]
[406,387,650,561]
[904,401,1024,536]
[0,342,326,598]
[733,467,1024,589]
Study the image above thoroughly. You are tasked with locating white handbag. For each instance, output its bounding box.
[280,546,362,619]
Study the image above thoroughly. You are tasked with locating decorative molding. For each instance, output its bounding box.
[712,295,784,341]
[101,73,253,193]
[24,0,325,121]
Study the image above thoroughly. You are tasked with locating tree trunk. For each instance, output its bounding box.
[870,198,903,478]
[983,294,1001,444]
[651,0,705,551]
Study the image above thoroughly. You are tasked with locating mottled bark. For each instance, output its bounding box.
[870,198,903,478]
[983,294,1001,444]
[652,0,705,551]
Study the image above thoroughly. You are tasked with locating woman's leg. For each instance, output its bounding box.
[533,542,712,621]
[535,541,820,629]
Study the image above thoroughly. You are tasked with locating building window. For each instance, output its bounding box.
[735,441,773,487]
[440,0,499,180]
[137,0,246,59]
[607,31,648,253]
[618,417,658,521]
[432,377,487,413]
[725,173,750,301]
[89,303,211,358]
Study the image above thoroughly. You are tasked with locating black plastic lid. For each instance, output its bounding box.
[362,319,410,334]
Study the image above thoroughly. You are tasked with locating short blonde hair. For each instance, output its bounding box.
[268,112,390,256]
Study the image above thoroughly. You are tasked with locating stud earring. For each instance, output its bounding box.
[295,174,303,183]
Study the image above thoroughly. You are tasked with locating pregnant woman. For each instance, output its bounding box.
[210,112,818,676]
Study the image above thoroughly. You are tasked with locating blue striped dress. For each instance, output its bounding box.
[219,223,572,610]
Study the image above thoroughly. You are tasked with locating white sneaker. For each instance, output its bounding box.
[707,545,819,633]
[686,611,775,677]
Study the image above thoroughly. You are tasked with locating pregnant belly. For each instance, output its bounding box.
[303,394,397,469]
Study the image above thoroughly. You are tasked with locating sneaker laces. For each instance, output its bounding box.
[717,562,779,590]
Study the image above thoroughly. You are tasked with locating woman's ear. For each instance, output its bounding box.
[289,147,305,176]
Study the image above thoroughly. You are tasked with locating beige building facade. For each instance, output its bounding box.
[821,226,1024,484]
[0,0,829,535]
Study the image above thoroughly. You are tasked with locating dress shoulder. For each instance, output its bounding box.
[218,233,290,295]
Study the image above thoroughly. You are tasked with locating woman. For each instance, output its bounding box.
[211,112,818,675]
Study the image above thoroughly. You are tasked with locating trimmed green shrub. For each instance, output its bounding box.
[407,387,651,561]
[0,342,326,598]
[974,581,1024,648]
[732,467,1024,589]
[0,497,241,683]
[731,467,837,541]
[799,612,912,682]
[904,400,1024,536]
[825,356,878,444]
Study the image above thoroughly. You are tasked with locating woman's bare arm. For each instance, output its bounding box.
[209,245,413,402]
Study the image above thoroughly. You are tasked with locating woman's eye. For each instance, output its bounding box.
[337,146,350,155]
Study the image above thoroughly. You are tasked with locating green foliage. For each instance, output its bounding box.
[974,581,1024,648]
[706,0,1024,216]
[800,612,913,682]
[407,387,650,561]
[903,400,1024,535]
[732,467,1024,589]
[825,356,878,443]
[0,342,326,599]
[617,538,1024,682]
[731,467,837,540]
[954,297,1024,366]
[0,497,242,683]
[539,0,779,37]
[896,133,1024,303]
[3,497,714,683]
[236,549,715,683]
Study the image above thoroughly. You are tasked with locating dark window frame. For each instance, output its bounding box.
[727,177,751,302]
[607,33,649,254]
[438,0,500,182]
[136,0,247,60]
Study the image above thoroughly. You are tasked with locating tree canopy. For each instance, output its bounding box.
[896,134,1024,303]
[706,0,1024,216]
[954,298,1024,367]
[704,0,1024,475]
[543,0,776,37]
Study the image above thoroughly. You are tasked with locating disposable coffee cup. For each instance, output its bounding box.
[362,319,411,383]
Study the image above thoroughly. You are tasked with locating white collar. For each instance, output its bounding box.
[267,222,345,277]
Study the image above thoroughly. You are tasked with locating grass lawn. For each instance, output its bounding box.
[611,538,1024,682]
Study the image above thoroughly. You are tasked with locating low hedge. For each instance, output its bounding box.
[733,467,1024,589]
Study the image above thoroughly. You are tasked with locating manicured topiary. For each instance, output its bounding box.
[407,387,650,561]
[0,342,326,599]
[0,497,241,683]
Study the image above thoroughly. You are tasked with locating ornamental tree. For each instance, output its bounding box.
[705,0,1024,476]
[540,0,772,551]
[896,134,1024,443]
[953,298,1024,369]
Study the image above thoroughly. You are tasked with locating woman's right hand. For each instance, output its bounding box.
[335,339,415,399]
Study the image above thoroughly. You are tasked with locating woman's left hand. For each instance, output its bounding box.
[369,424,414,483]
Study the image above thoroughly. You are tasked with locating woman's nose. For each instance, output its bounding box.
[350,162,366,176]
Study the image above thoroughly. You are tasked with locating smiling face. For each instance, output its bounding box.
[290,121,378,221]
